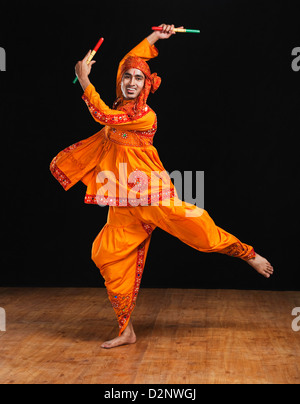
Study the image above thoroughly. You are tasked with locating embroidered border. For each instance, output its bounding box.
[107,291,132,332]
[62,141,83,154]
[82,94,151,125]
[50,157,71,190]
[84,188,176,207]
[243,248,256,261]
[108,126,157,147]
[220,243,256,261]
[107,240,148,334]
[50,141,83,190]
[141,222,154,236]
[130,241,146,308]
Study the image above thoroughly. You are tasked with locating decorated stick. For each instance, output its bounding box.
[73,37,104,84]
[152,26,200,34]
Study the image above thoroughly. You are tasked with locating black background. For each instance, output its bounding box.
[0,0,299,290]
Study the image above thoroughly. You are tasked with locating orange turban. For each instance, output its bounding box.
[113,56,161,118]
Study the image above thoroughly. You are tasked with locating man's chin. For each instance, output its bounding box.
[121,88,140,100]
[125,94,138,100]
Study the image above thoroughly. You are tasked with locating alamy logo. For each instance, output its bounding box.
[291,47,300,72]
[291,307,300,332]
[0,307,6,332]
[93,163,205,217]
[0,47,6,71]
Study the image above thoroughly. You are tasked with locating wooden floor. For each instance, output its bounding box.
[0,287,299,384]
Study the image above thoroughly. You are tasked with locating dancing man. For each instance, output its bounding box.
[50,24,274,349]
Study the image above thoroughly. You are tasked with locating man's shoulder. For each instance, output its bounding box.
[146,105,156,117]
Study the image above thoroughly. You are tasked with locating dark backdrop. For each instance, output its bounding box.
[0,0,299,290]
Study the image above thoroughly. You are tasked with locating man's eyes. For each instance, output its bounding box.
[124,75,144,80]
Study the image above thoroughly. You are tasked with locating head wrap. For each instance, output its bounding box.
[113,56,161,118]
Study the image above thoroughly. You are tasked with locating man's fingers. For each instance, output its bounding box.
[166,25,173,34]
[83,50,92,62]
[160,24,177,34]
[160,24,170,34]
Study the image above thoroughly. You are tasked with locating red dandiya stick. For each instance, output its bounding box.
[73,37,104,84]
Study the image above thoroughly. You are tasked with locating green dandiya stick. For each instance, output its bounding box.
[152,26,200,34]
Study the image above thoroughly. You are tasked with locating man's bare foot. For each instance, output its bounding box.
[247,253,274,278]
[101,320,136,349]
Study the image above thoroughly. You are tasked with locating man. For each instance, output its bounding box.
[51,24,273,349]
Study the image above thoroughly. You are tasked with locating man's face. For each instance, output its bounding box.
[121,68,145,100]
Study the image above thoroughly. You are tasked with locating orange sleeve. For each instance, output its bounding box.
[82,83,156,131]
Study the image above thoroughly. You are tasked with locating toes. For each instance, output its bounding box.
[264,261,274,274]
[101,341,114,349]
[264,267,273,277]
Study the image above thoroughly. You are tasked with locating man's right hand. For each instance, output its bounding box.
[147,24,184,45]
[75,51,96,91]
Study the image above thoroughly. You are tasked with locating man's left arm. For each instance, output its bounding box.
[82,83,155,130]
[116,24,179,85]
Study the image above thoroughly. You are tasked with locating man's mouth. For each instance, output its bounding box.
[127,88,136,94]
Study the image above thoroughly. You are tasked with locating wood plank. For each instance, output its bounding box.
[0,288,299,384]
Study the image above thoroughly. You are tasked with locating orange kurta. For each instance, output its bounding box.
[50,39,175,207]
[50,38,256,336]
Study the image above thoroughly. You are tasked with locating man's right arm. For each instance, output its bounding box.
[147,24,176,45]
[75,50,96,92]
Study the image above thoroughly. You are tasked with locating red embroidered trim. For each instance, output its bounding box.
[131,240,146,305]
[62,141,83,153]
[50,141,83,190]
[141,222,154,236]
[107,120,157,147]
[107,291,132,332]
[50,157,71,190]
[84,188,176,207]
[220,243,256,261]
[107,240,148,334]
[243,248,256,261]
[82,94,151,125]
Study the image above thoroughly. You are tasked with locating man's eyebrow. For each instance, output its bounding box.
[124,72,144,78]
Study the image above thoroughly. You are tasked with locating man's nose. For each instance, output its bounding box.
[129,76,136,85]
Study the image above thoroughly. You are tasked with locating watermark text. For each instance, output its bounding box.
[291,47,300,72]
[0,307,6,332]
[291,307,300,332]
[0,47,6,71]
[94,164,204,217]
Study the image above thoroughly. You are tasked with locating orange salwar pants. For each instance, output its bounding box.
[92,196,255,335]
